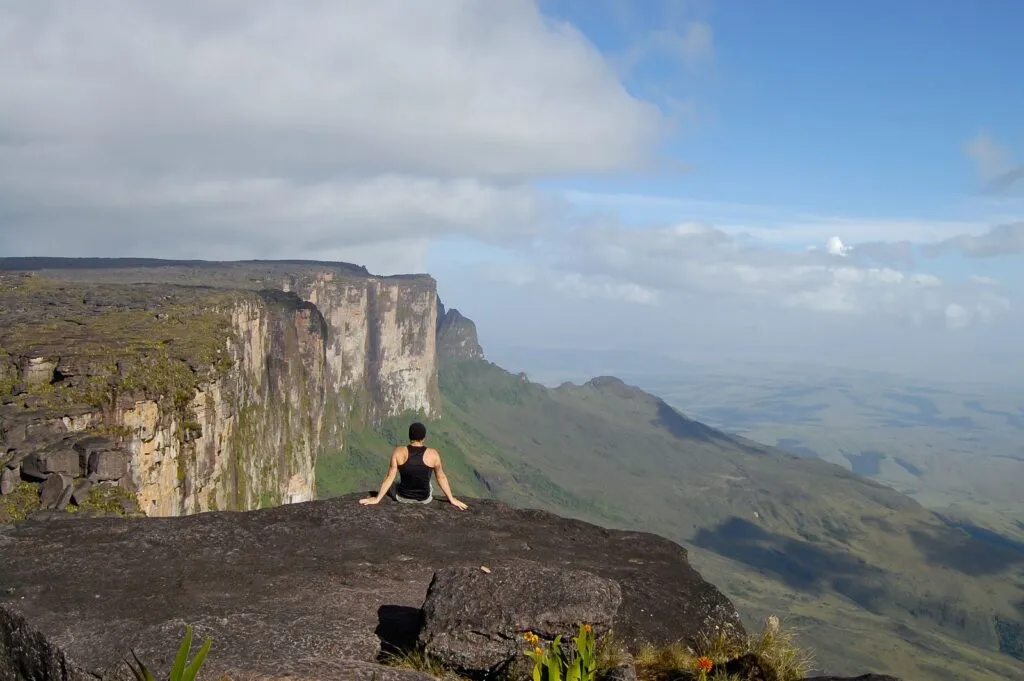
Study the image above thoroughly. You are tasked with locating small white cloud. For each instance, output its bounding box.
[971,275,998,286]
[825,236,851,256]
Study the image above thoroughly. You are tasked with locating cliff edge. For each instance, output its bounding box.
[0,496,745,681]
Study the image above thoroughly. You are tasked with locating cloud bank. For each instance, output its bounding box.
[1,1,1019,341]
[0,0,662,265]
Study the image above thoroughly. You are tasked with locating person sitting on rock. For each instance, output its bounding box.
[359,422,468,510]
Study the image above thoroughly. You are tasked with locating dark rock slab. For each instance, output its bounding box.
[16,455,46,481]
[419,565,621,675]
[73,436,115,470]
[0,467,17,496]
[37,474,70,510]
[87,450,127,481]
[0,495,744,680]
[70,479,92,506]
[31,446,81,476]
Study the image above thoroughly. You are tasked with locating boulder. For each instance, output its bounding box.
[17,455,47,481]
[0,466,17,496]
[418,565,621,676]
[21,357,57,387]
[73,436,115,470]
[70,479,92,506]
[0,495,745,680]
[37,474,71,510]
[31,445,81,476]
[87,450,127,481]
[55,483,75,511]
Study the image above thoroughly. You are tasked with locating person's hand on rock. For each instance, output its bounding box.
[359,496,381,505]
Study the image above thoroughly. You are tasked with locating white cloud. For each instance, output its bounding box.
[924,222,1024,258]
[513,219,1012,329]
[825,236,851,256]
[0,0,664,257]
[971,275,998,286]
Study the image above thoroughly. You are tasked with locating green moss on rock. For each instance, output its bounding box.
[0,481,40,523]
[78,484,140,516]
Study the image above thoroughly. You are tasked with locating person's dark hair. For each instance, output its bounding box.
[409,422,427,442]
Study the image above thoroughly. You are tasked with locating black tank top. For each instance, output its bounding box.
[396,445,433,501]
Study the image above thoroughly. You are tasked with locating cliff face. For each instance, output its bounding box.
[436,298,485,361]
[291,271,440,423]
[122,292,328,515]
[0,261,445,518]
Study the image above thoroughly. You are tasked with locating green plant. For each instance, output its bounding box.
[380,648,448,677]
[125,624,212,681]
[745,616,813,681]
[524,624,597,681]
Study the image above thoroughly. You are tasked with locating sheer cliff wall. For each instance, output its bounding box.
[0,260,442,517]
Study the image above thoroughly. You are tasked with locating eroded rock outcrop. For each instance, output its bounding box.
[436,297,484,361]
[419,565,622,676]
[0,260,450,518]
[0,495,744,681]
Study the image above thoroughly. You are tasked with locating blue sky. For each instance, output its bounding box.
[1,1,1021,383]
[538,0,1024,216]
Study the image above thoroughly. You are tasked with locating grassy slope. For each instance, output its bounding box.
[317,359,1024,681]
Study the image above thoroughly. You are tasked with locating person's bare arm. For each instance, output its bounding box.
[359,447,401,505]
[430,450,467,510]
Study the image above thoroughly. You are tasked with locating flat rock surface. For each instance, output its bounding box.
[0,494,743,680]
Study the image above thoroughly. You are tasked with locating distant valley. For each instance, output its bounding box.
[488,346,1024,543]
[323,356,1024,681]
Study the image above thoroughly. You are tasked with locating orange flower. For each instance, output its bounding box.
[582,624,592,634]
[696,656,714,673]
[534,646,544,656]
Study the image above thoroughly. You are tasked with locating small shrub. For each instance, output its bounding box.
[745,617,813,681]
[633,616,812,681]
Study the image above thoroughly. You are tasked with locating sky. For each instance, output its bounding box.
[1,1,1022,384]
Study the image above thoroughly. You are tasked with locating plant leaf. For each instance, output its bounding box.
[128,650,156,681]
[170,625,193,681]
[181,636,212,681]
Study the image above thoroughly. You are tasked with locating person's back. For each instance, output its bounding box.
[395,443,432,501]
[359,421,468,510]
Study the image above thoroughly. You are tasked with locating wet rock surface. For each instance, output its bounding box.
[0,494,744,680]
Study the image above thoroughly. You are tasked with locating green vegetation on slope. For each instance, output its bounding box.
[316,358,1024,681]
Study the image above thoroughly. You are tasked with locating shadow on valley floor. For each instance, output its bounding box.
[912,521,1024,577]
[691,517,887,604]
